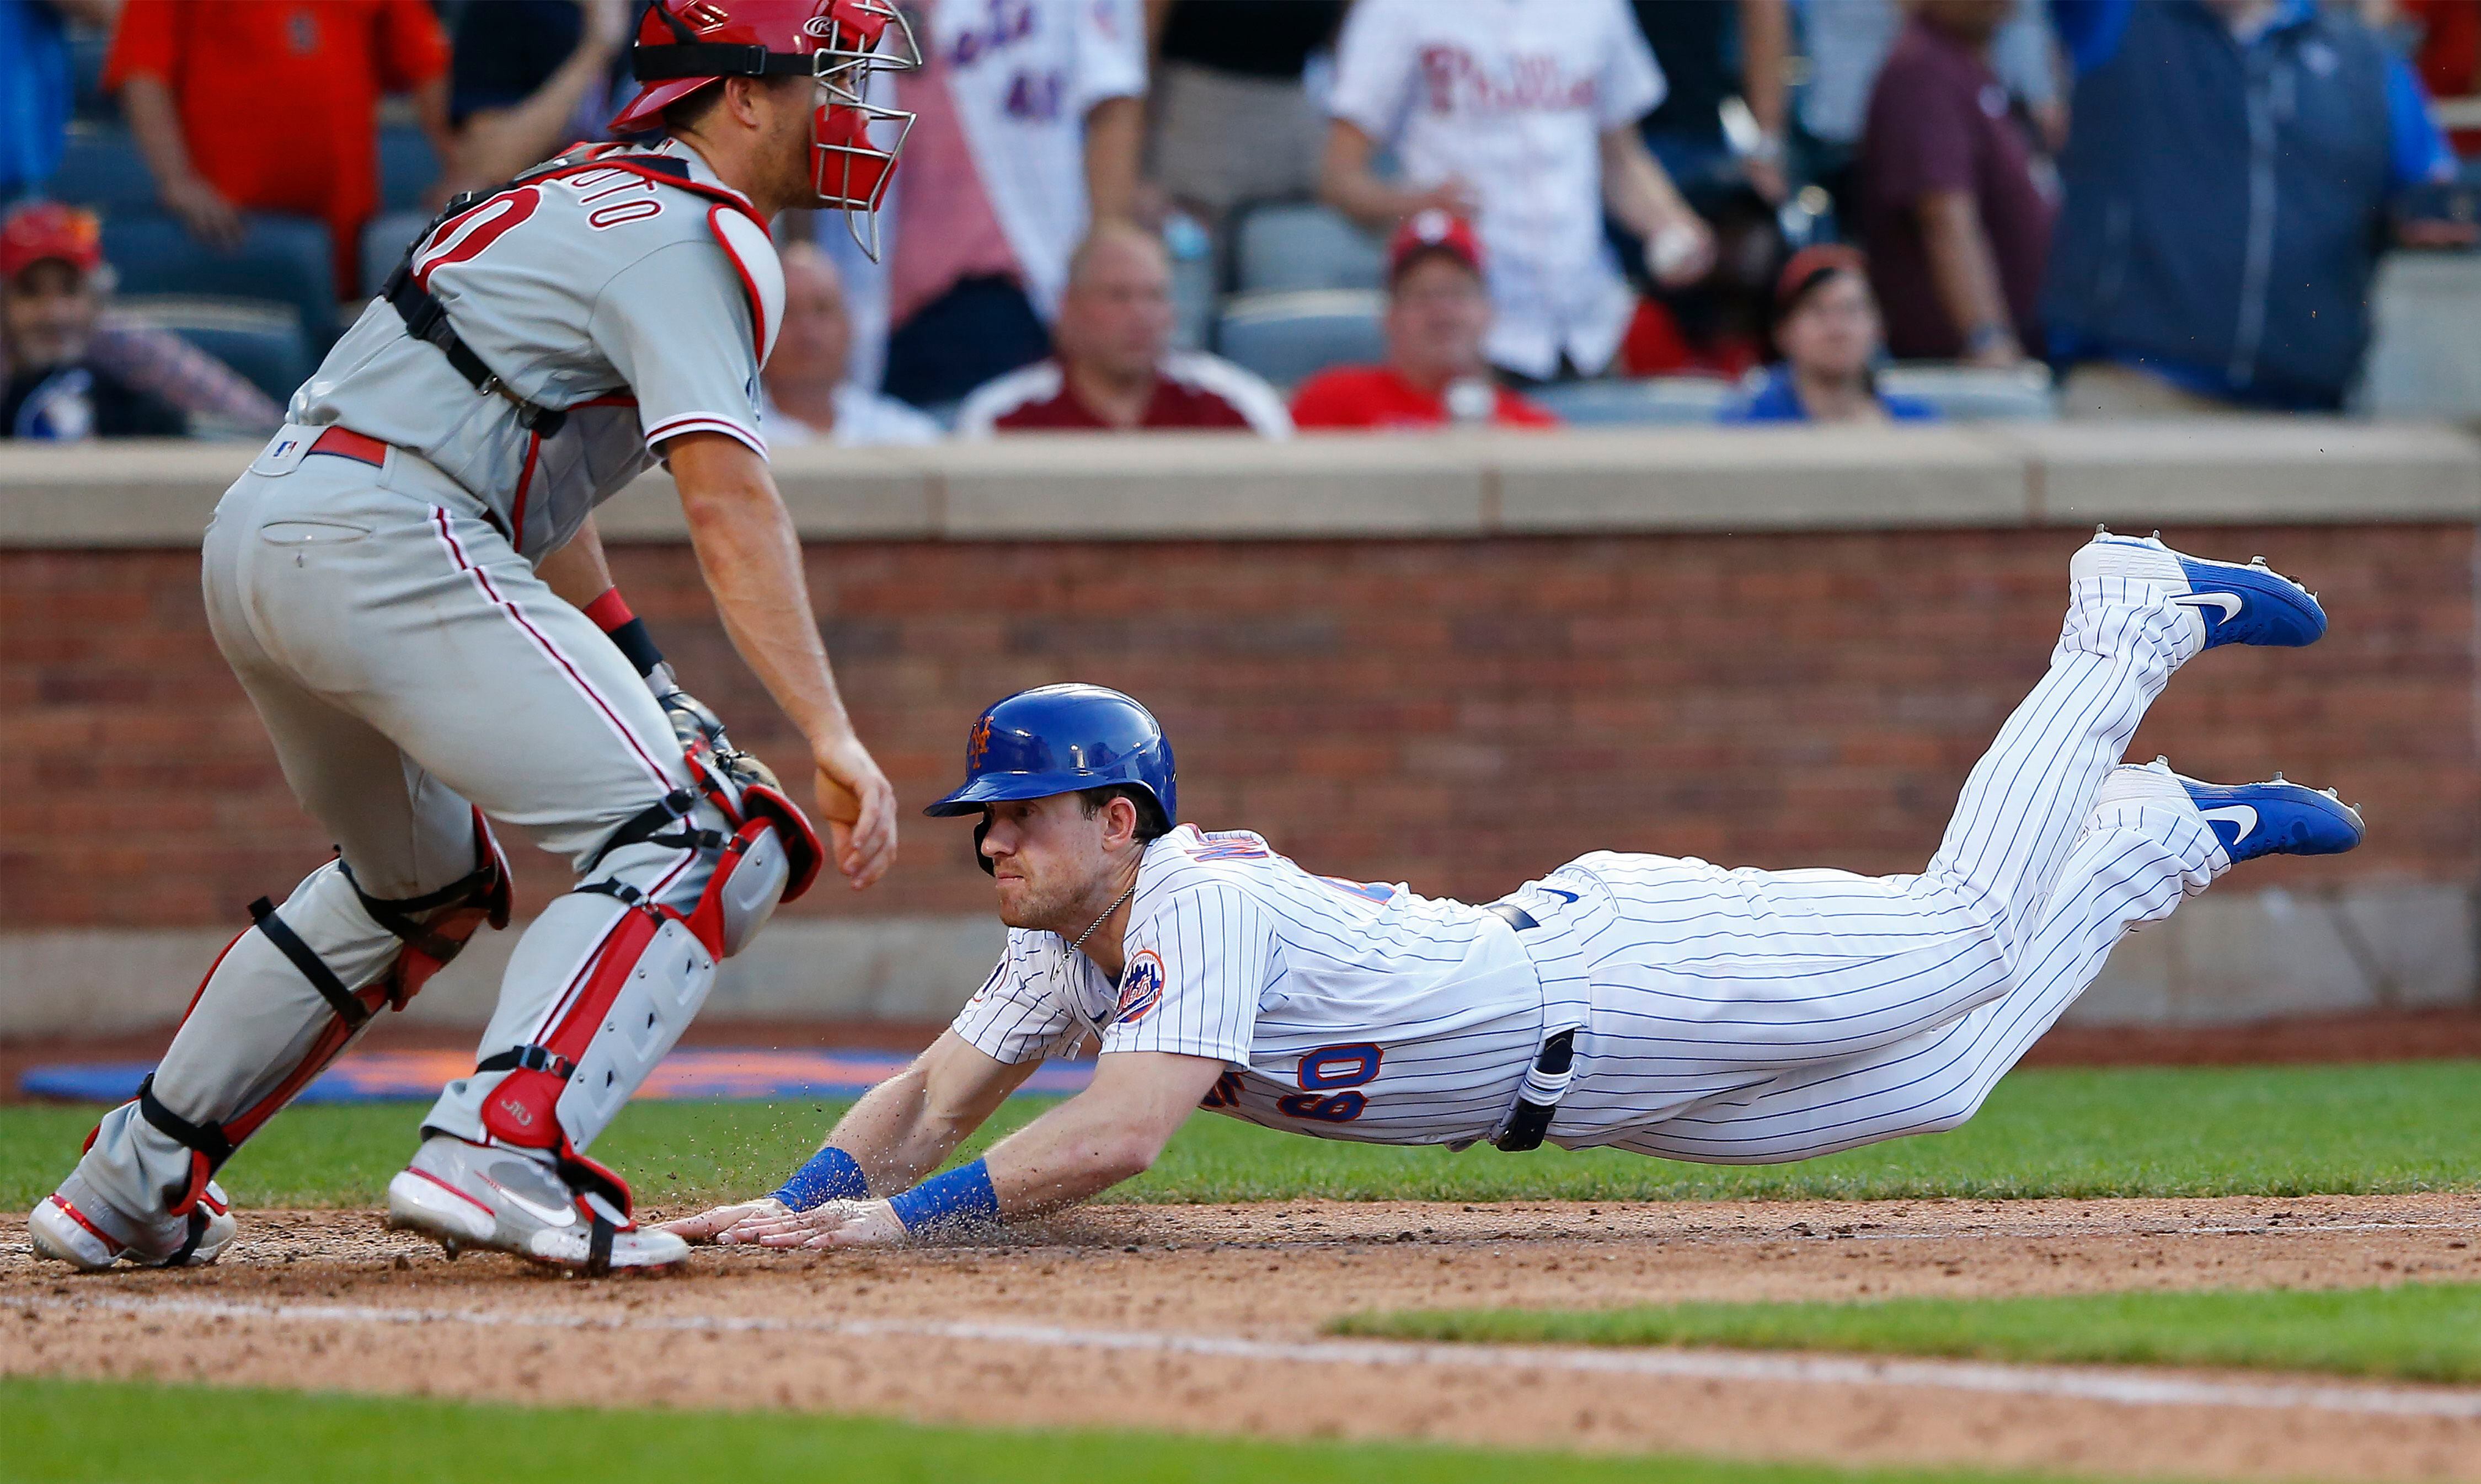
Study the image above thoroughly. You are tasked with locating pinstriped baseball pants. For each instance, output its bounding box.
[1544,571,2223,1160]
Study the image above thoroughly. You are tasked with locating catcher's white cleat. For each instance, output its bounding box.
[29,1170,234,1271]
[386,1133,688,1275]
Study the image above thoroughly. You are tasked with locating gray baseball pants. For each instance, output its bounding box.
[74,439,721,1222]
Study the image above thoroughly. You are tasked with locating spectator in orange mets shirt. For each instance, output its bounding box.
[1291,211,1558,431]
[105,0,453,293]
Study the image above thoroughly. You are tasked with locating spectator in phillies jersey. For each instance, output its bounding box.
[1291,211,1557,432]
[1721,244,1939,425]
[1319,0,1717,383]
[956,222,1290,436]
[105,0,455,294]
[761,241,943,449]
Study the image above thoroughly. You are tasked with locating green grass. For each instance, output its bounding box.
[8,1061,2481,1211]
[1330,1283,2481,1386]
[0,1375,2146,1484]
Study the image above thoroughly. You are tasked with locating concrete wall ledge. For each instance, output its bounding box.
[6,419,2478,548]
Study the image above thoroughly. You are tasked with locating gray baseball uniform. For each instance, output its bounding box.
[74,136,788,1228]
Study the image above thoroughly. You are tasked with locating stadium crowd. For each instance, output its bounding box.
[2,0,2478,444]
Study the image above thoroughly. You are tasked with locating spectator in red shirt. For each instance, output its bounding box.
[1857,0,2052,366]
[958,222,1292,436]
[1291,211,1558,432]
[106,0,453,293]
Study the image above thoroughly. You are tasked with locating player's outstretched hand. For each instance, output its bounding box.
[660,1197,788,1245]
[714,1197,908,1251]
[812,734,898,891]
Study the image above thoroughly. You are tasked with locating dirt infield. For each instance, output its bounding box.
[7,1194,2480,1481]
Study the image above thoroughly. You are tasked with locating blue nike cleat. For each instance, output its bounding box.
[2177,771,2365,863]
[2072,530,2327,649]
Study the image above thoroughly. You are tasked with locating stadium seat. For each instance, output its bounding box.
[69,25,115,121]
[1232,202,1387,294]
[113,294,311,407]
[378,125,441,214]
[1875,362,2058,421]
[100,212,339,347]
[1214,289,1386,390]
[52,125,159,215]
[1528,377,1739,426]
[360,210,434,298]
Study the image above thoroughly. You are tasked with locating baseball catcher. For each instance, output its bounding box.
[672,534,2365,1250]
[31,0,918,1276]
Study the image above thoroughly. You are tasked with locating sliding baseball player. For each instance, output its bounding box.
[673,532,2362,1249]
[31,0,918,1276]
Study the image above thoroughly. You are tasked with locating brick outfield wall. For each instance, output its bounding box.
[3,523,2473,931]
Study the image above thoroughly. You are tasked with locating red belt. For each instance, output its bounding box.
[308,426,389,467]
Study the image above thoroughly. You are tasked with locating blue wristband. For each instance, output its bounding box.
[769,1145,868,1212]
[886,1158,1001,1237]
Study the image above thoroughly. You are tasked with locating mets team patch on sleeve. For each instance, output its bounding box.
[1115,950,1165,1025]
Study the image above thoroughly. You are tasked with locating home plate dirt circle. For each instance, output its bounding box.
[7,1195,2480,1482]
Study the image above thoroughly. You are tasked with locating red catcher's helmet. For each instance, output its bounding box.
[612,0,918,249]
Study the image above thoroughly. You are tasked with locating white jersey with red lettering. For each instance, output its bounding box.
[291,136,782,562]
[952,823,1549,1147]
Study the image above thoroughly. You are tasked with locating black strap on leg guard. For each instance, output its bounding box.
[586,1216,616,1278]
[475,1045,576,1079]
[136,1073,236,1173]
[1491,1029,1575,1154]
[249,898,372,1029]
[337,857,500,965]
[169,1209,211,1266]
[581,788,719,875]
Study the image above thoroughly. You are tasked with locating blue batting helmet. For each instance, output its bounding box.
[924,684,1178,824]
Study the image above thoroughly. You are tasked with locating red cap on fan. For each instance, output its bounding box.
[1387,208,1483,284]
[0,202,104,281]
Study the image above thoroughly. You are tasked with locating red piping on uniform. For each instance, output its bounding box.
[707,203,769,357]
[509,430,541,549]
[429,507,675,790]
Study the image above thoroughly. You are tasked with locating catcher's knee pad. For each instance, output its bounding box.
[340,806,515,1005]
[472,742,818,1206]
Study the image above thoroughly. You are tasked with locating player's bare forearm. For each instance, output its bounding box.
[702,1052,1224,1250]
[665,1032,1034,1245]
[826,1032,1033,1192]
[667,434,847,744]
[979,1051,1226,1216]
[536,515,617,609]
[666,430,896,885]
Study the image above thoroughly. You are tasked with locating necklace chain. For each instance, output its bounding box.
[1068,878,1138,957]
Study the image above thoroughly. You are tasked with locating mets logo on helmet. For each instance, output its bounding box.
[967,715,994,769]
[1115,949,1165,1025]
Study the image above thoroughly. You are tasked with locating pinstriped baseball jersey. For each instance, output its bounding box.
[952,824,1547,1147]
[953,572,2236,1166]
[290,137,783,562]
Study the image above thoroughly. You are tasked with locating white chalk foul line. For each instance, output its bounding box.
[13,1290,2481,1422]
